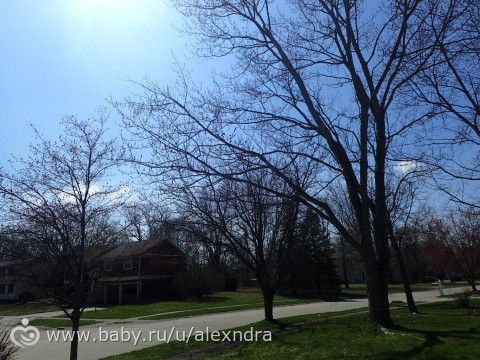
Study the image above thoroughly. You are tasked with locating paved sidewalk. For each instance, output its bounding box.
[13,287,467,360]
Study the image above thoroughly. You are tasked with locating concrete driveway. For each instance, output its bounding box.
[11,287,464,360]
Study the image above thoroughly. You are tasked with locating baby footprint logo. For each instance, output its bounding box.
[10,318,40,348]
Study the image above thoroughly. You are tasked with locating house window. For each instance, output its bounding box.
[104,260,113,272]
[7,284,14,294]
[0,269,5,277]
[123,259,133,271]
[7,267,13,276]
[0,284,5,294]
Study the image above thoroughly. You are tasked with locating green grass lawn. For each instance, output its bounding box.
[340,282,468,298]
[81,290,316,320]
[29,318,98,328]
[102,299,480,360]
[0,302,57,316]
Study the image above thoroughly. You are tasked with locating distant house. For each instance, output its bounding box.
[0,259,45,302]
[100,239,187,304]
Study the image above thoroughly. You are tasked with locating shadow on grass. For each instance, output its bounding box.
[378,326,479,359]
[379,306,480,359]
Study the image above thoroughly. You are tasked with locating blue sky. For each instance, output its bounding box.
[0,1,473,210]
[0,0,191,166]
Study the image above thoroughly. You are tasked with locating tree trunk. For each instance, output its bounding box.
[393,247,418,313]
[388,223,418,313]
[396,254,418,313]
[365,261,393,328]
[69,310,81,360]
[341,253,350,289]
[356,103,392,327]
[261,288,275,323]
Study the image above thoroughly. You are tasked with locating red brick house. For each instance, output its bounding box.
[100,239,187,304]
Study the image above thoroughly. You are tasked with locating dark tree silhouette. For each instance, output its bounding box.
[178,173,300,322]
[120,0,456,327]
[288,208,339,296]
[0,116,124,360]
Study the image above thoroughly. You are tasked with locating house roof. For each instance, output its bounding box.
[82,244,116,260]
[101,239,182,259]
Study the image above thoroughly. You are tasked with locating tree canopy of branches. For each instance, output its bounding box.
[124,201,171,242]
[179,173,299,322]
[409,0,480,207]
[0,116,124,360]
[119,0,459,328]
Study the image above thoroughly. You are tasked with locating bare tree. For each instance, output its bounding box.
[119,0,456,327]
[124,201,170,242]
[331,172,422,313]
[0,116,124,360]
[179,173,300,322]
[172,216,229,273]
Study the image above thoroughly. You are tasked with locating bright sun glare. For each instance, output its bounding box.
[82,0,143,15]
[63,0,164,54]
[66,0,160,25]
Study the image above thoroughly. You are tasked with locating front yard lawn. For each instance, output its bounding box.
[340,282,468,298]
[81,290,316,320]
[102,299,480,360]
[82,284,468,321]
